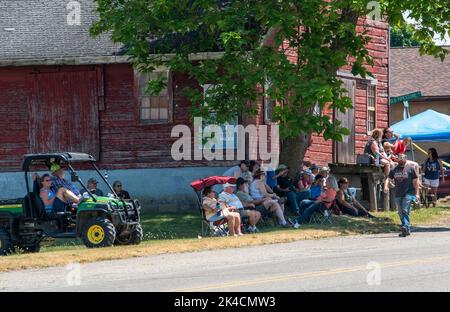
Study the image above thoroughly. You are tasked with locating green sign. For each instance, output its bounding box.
[390,91,422,104]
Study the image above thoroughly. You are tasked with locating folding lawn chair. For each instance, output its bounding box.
[190,176,237,237]
[309,201,336,225]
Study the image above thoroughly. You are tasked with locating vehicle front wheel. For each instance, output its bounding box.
[81,218,116,248]
[115,224,143,245]
[129,224,143,245]
[0,229,13,256]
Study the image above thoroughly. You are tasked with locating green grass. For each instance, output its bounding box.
[40,206,449,252]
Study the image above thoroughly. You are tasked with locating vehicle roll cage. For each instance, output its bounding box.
[23,153,118,204]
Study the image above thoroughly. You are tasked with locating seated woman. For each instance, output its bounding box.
[364,128,395,177]
[113,180,131,200]
[336,177,375,219]
[202,187,242,236]
[251,169,284,207]
[293,176,339,228]
[34,173,81,214]
[236,178,289,227]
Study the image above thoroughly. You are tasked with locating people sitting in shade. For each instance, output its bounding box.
[336,177,375,219]
[250,169,285,210]
[236,177,289,228]
[219,182,261,233]
[202,186,242,236]
[274,164,310,216]
[293,176,339,229]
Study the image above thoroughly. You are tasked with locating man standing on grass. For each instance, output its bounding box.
[384,154,420,237]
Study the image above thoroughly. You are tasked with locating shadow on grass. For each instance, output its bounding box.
[139,211,401,239]
[43,207,448,249]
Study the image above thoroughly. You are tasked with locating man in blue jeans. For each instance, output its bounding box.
[384,154,420,237]
[274,164,310,215]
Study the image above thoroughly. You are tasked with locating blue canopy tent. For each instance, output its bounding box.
[391,109,450,142]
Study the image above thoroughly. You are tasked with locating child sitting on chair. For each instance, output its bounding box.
[202,187,243,236]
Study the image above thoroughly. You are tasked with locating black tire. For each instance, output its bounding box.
[0,229,13,256]
[129,224,143,245]
[115,225,143,245]
[22,243,41,253]
[81,218,116,248]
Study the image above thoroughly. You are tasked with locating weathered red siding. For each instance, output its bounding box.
[0,68,32,169]
[304,18,389,166]
[0,19,388,171]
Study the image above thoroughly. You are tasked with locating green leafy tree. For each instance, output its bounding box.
[390,23,420,47]
[91,0,449,170]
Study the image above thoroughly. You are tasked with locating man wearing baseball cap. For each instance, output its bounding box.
[50,163,82,205]
[384,154,419,237]
[86,178,105,196]
[219,182,261,233]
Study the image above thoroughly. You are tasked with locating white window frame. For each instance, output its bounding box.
[367,84,376,133]
[137,69,173,124]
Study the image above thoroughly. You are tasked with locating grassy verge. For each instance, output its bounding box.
[1,207,449,272]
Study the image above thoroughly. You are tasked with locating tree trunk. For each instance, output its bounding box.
[280,132,312,177]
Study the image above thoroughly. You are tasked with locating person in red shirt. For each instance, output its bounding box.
[293,176,338,228]
[394,137,412,155]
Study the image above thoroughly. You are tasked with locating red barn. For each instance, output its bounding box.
[0,1,389,211]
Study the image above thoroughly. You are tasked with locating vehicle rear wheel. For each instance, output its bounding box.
[0,229,13,256]
[81,218,116,248]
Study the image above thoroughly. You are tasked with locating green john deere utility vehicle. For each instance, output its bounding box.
[0,152,143,255]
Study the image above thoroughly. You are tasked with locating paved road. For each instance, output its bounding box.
[2,226,450,292]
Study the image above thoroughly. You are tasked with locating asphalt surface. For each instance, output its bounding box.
[1,226,450,292]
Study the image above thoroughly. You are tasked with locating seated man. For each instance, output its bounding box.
[50,163,82,206]
[219,182,261,233]
[236,178,289,227]
[86,178,104,196]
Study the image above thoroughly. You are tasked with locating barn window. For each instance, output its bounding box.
[138,70,172,123]
[367,85,376,132]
